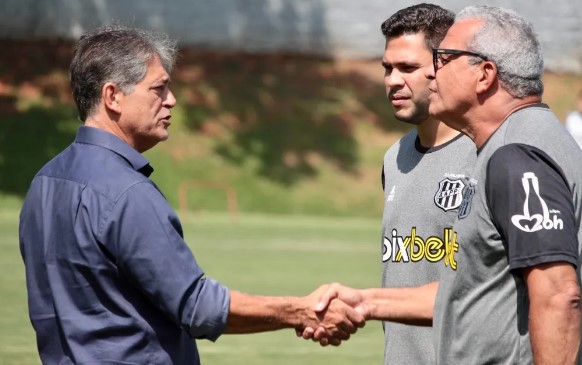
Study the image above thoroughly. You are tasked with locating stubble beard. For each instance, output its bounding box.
[394,100,430,126]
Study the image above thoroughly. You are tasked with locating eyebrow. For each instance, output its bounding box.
[152,77,171,86]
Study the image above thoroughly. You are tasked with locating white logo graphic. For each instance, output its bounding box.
[510,172,563,232]
[434,178,465,211]
[387,186,395,202]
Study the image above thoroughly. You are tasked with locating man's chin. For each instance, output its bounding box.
[394,112,424,126]
[156,128,170,141]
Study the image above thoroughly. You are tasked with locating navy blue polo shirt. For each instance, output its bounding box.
[19,126,230,364]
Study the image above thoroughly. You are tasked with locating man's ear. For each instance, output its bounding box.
[102,82,122,114]
[476,61,497,95]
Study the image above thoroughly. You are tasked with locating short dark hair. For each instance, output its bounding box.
[69,25,177,121]
[381,3,454,50]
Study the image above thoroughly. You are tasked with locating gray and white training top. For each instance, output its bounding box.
[434,104,582,364]
[381,130,475,365]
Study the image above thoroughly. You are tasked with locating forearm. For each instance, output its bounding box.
[529,287,581,364]
[525,263,581,364]
[360,281,437,326]
[225,290,305,334]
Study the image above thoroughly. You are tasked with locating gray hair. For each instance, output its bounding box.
[456,6,544,98]
[69,25,177,121]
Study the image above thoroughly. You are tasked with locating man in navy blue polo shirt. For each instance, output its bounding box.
[18,25,365,364]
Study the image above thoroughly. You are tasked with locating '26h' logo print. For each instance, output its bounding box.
[511,172,563,232]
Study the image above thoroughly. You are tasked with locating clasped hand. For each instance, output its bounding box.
[298,283,368,346]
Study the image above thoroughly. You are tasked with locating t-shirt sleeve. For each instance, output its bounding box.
[100,182,230,341]
[486,143,578,270]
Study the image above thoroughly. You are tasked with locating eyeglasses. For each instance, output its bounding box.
[432,48,489,73]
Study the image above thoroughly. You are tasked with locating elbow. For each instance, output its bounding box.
[566,284,582,311]
[554,280,582,314]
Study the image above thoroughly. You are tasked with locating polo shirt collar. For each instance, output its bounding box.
[74,126,154,177]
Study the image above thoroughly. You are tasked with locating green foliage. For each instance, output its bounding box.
[0,42,410,217]
[133,51,412,217]
[173,52,405,188]
[0,103,78,196]
[0,211,384,365]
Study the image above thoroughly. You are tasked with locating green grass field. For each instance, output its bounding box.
[0,210,384,365]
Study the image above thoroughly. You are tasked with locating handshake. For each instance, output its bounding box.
[229,281,433,343]
[294,283,371,347]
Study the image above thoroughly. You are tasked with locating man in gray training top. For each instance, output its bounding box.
[378,4,475,364]
[299,5,476,362]
[429,5,582,364]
